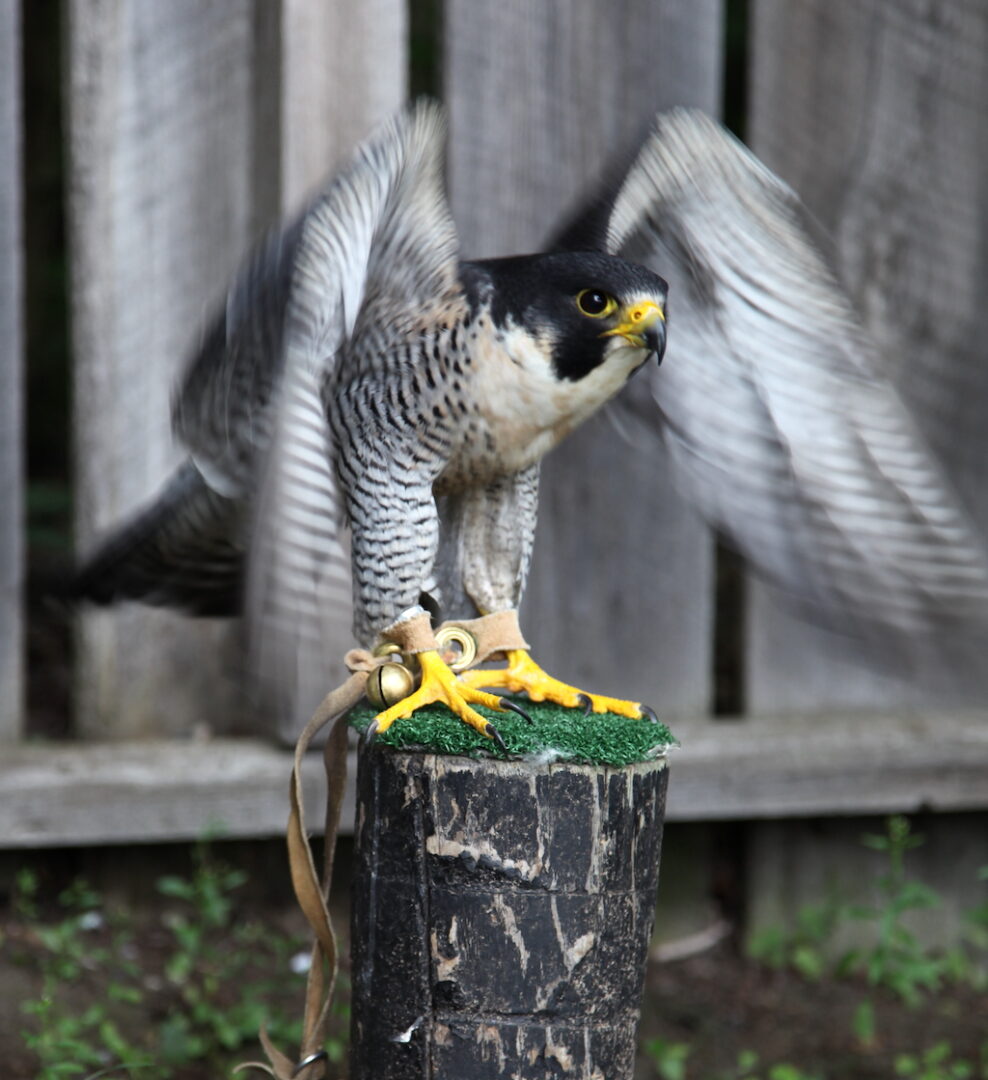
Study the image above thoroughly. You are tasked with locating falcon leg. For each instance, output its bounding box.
[459,648,651,720]
[445,473,653,721]
[371,649,518,747]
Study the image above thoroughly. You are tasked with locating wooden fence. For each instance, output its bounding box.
[2,0,988,915]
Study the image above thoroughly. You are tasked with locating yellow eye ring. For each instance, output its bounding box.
[576,289,617,318]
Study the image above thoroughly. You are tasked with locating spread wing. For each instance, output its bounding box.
[171,217,306,500]
[247,101,460,729]
[72,194,306,616]
[554,108,988,633]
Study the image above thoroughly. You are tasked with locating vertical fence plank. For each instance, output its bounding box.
[278,0,408,209]
[68,0,409,741]
[0,0,23,741]
[445,0,724,717]
[746,0,988,713]
[68,0,258,738]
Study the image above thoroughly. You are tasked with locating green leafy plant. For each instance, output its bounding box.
[744,816,988,1056]
[894,1040,987,1080]
[17,869,157,1080]
[154,842,303,1067]
[643,1036,691,1080]
[16,843,332,1078]
[851,998,876,1048]
[842,816,944,1006]
[719,1049,825,1080]
[748,893,843,981]
[952,868,988,991]
[641,1042,828,1080]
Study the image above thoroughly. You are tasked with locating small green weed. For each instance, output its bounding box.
[643,1037,691,1080]
[17,868,156,1079]
[955,868,988,990]
[15,842,335,1078]
[748,892,842,981]
[723,1049,823,1080]
[842,816,946,1006]
[746,815,987,1051]
[895,1039,988,1080]
[642,1042,825,1080]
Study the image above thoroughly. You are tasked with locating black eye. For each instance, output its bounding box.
[576,289,616,318]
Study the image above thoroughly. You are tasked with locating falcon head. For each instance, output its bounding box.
[469,251,667,381]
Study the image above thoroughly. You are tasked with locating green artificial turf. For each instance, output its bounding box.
[348,697,676,767]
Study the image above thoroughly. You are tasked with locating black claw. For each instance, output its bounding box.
[499,697,533,725]
[576,693,593,716]
[639,704,659,724]
[360,718,381,750]
[485,722,508,753]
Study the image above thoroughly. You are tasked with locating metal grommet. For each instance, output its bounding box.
[434,625,478,672]
[292,1049,329,1077]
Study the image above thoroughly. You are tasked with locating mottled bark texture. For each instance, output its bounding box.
[351,749,668,1079]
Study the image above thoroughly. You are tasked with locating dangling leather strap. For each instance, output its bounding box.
[239,608,526,1078]
[237,648,381,1080]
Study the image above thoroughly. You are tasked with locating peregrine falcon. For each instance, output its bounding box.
[75,103,666,741]
[75,102,988,737]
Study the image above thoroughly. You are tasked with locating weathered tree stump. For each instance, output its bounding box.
[351,746,669,1079]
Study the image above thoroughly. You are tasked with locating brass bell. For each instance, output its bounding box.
[366,661,416,709]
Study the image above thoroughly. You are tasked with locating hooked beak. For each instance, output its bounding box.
[601,299,666,363]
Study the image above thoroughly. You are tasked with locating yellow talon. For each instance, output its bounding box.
[372,649,507,740]
[459,649,646,719]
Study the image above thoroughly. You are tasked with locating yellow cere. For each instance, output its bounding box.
[600,299,665,345]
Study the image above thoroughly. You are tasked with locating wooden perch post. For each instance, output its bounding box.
[350,746,669,1079]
